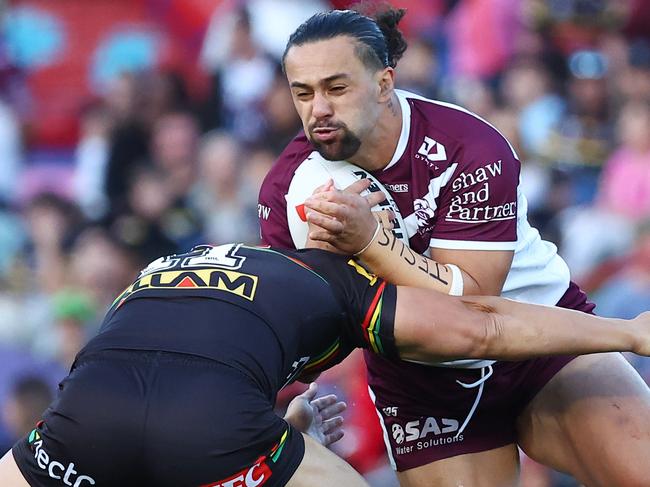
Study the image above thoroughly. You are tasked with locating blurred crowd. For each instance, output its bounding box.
[0,1,648,486]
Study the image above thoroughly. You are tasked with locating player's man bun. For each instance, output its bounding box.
[354,1,407,68]
[373,7,407,68]
[283,4,408,71]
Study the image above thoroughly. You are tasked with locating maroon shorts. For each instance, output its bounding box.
[365,282,595,471]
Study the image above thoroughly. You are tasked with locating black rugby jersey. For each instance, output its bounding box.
[80,244,397,395]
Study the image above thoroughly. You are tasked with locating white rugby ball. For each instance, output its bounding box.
[285,153,407,248]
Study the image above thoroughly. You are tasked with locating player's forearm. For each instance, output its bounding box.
[359,226,467,295]
[464,296,637,360]
[394,287,645,364]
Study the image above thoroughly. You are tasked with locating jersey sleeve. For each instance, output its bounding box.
[258,177,293,248]
[258,133,313,248]
[294,249,399,359]
[431,125,520,251]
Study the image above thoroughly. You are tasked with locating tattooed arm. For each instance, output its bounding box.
[305,179,468,295]
[356,224,463,293]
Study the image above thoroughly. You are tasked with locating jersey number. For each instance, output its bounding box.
[138,244,247,277]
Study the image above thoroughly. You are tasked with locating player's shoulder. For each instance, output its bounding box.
[291,249,379,295]
[291,248,349,269]
[400,90,519,161]
[268,247,353,290]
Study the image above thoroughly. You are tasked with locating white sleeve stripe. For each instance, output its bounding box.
[367,386,397,470]
[429,238,517,251]
[384,92,411,170]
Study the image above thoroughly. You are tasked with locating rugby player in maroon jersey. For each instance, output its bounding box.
[258,7,650,487]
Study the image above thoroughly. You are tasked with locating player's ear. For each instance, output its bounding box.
[377,67,395,102]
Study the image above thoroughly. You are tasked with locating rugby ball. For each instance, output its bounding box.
[285,153,408,248]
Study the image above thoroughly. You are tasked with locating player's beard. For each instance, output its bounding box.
[308,123,362,161]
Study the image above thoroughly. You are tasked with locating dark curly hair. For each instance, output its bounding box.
[282,4,407,72]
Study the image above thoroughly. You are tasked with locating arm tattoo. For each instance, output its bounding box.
[418,255,429,273]
[429,262,449,285]
[403,246,417,266]
[377,227,391,247]
[382,230,449,285]
[415,252,448,285]
[390,230,398,251]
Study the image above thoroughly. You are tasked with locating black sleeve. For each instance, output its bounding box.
[289,249,399,359]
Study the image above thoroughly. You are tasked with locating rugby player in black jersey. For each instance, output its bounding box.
[1,243,649,487]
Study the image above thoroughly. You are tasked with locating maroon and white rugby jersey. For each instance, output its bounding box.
[259,89,570,309]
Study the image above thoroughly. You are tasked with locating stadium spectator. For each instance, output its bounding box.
[201,6,277,141]
[21,194,82,294]
[392,35,439,99]
[557,98,650,280]
[150,111,200,199]
[65,226,138,309]
[189,131,258,244]
[1,376,52,444]
[103,73,151,216]
[598,99,650,220]
[49,290,97,368]
[0,99,22,205]
[111,165,199,261]
[72,101,112,220]
[259,69,304,154]
[593,220,650,320]
[544,50,614,205]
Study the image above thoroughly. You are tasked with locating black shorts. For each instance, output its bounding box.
[12,350,305,487]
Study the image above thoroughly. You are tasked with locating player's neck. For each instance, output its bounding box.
[348,92,402,172]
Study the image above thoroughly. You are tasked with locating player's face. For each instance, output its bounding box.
[284,36,383,161]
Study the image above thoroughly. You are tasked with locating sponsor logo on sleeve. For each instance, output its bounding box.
[258,204,271,221]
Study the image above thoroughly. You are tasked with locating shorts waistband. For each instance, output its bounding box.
[74,349,227,368]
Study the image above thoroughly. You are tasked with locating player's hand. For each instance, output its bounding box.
[284,382,346,447]
[304,180,342,252]
[632,311,650,356]
[304,179,387,254]
[304,223,341,252]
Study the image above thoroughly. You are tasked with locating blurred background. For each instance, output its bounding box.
[0,0,648,485]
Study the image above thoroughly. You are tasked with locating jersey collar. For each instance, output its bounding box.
[383,89,411,171]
